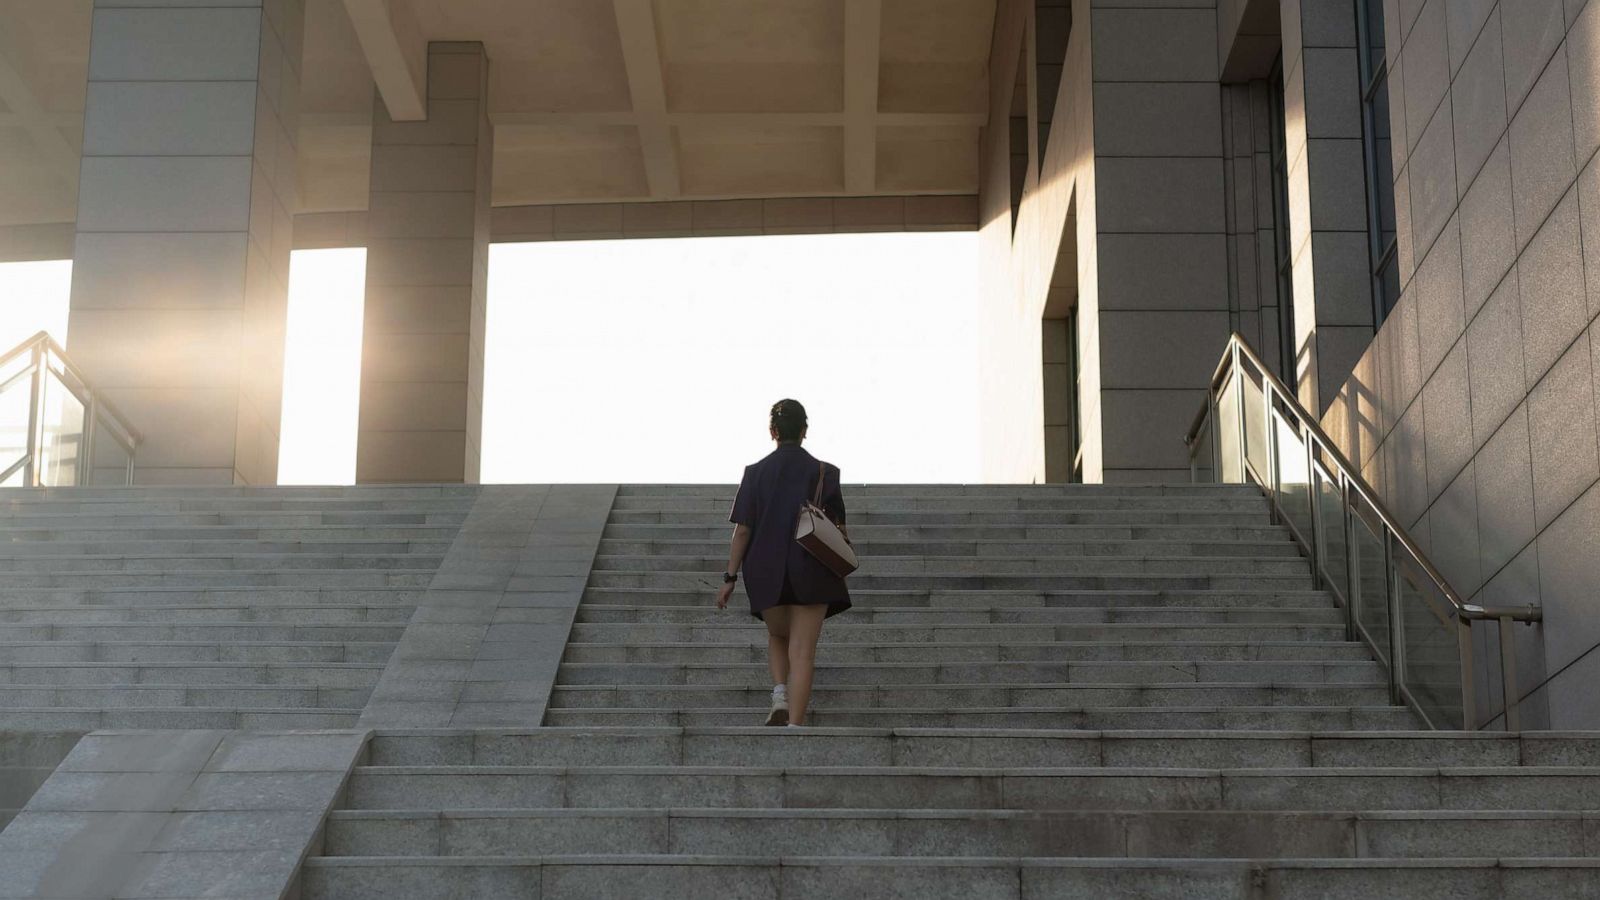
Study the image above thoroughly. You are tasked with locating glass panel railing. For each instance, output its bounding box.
[0,333,138,487]
[1271,409,1313,545]
[0,364,31,477]
[38,368,85,487]
[1351,505,1390,665]
[1191,418,1214,483]
[88,424,133,486]
[1218,377,1241,483]
[1315,464,1350,602]
[1241,370,1269,484]
[1187,333,1542,730]
[1398,551,1465,728]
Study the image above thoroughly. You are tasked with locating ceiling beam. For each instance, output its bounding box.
[486,110,984,128]
[0,53,80,189]
[842,0,882,195]
[340,0,427,121]
[612,0,680,198]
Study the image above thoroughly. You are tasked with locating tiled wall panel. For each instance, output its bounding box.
[1324,0,1600,727]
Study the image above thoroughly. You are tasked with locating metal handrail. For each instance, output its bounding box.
[1185,333,1541,731]
[0,331,140,487]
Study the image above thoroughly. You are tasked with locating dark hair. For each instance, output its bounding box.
[770,399,808,442]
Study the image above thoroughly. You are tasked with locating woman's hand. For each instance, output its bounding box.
[715,580,736,610]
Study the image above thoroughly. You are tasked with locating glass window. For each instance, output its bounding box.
[1357,0,1400,324]
[1268,58,1297,388]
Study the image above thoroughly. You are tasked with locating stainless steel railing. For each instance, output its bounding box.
[1185,333,1540,731]
[0,331,139,487]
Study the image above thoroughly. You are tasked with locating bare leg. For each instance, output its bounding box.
[762,607,792,688]
[784,604,828,725]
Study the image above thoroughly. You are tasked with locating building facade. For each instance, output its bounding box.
[0,0,1596,724]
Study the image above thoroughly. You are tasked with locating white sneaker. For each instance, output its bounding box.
[766,685,789,726]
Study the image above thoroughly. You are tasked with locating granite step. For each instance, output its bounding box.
[364,728,1561,769]
[610,496,1272,513]
[0,707,363,730]
[591,554,1313,575]
[573,603,1346,626]
[0,605,416,625]
[0,553,446,572]
[341,764,1600,811]
[602,523,1296,541]
[552,658,1388,686]
[556,640,1375,665]
[539,705,1422,730]
[320,806,1597,859]
[0,622,407,641]
[596,538,1306,558]
[0,639,397,664]
[565,622,1349,644]
[544,682,1398,710]
[299,855,1600,899]
[584,572,1320,591]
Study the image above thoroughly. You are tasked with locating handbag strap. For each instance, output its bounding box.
[811,459,826,506]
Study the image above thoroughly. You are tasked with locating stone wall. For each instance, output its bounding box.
[1320,0,1600,727]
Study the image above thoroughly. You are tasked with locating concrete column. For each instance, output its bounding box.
[67,0,303,484]
[1088,5,1233,482]
[1280,0,1375,412]
[356,43,493,484]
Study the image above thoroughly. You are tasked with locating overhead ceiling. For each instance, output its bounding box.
[0,0,996,225]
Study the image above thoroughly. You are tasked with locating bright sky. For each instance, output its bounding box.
[480,233,981,484]
[0,231,981,484]
[0,260,72,350]
[278,248,366,484]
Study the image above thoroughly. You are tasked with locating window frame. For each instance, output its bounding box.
[1355,0,1400,323]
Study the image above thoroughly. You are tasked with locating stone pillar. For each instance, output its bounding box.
[67,0,303,484]
[1087,5,1233,482]
[1280,0,1375,412]
[356,43,493,484]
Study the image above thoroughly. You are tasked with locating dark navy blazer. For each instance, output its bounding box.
[729,443,851,619]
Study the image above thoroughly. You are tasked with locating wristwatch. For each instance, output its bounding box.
[722,572,738,584]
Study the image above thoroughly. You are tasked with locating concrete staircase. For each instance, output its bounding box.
[0,485,474,730]
[302,483,1600,897]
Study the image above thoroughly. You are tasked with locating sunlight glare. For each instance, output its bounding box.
[278,248,365,485]
[0,260,72,351]
[481,232,981,484]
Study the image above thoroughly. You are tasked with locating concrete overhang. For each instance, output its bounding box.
[0,0,997,231]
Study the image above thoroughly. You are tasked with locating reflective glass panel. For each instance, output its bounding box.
[1242,372,1269,485]
[1218,378,1241,484]
[89,423,133,486]
[1192,418,1215,483]
[1397,552,1464,729]
[0,362,32,481]
[1316,466,1350,602]
[1272,410,1314,546]
[38,368,84,487]
[1353,507,1390,664]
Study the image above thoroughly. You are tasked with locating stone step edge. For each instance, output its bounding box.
[543,705,1411,716]
[300,854,1600,871]
[547,675,1388,688]
[347,764,1600,777]
[559,640,1367,649]
[321,806,1599,822]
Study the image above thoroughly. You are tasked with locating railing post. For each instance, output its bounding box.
[1500,616,1520,732]
[1385,529,1405,705]
[22,343,43,487]
[1342,479,1360,643]
[1232,343,1247,485]
[1458,618,1476,730]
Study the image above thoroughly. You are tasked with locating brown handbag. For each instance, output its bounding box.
[795,460,858,578]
